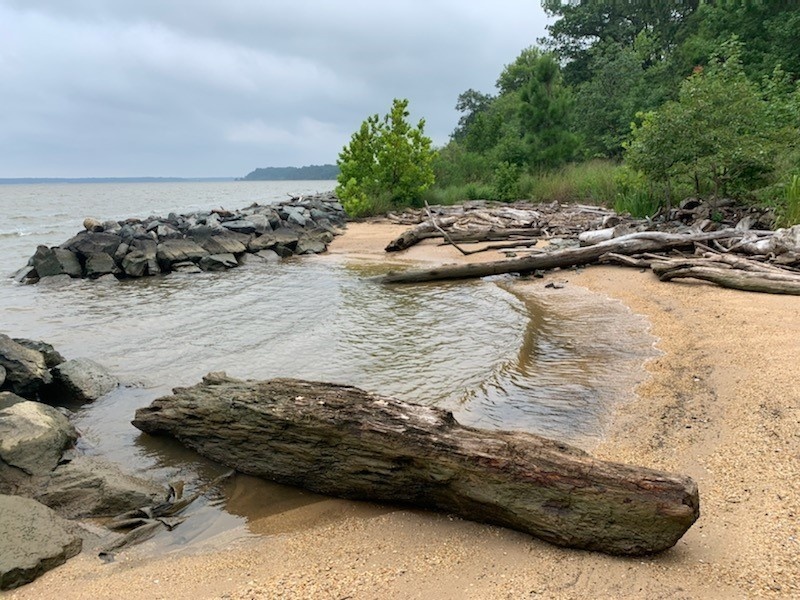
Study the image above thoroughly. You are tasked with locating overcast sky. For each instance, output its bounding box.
[0,1,550,178]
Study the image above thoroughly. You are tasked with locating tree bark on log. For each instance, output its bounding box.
[132,374,700,556]
[384,217,459,252]
[381,229,741,284]
[652,262,800,295]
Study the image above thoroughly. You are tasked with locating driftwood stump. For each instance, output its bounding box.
[132,374,699,556]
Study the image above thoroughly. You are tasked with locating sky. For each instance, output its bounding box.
[0,1,551,178]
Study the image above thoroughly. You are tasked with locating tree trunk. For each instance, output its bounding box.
[652,262,800,295]
[132,373,700,556]
[381,229,741,284]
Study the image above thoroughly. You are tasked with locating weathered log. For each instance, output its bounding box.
[384,216,458,252]
[381,229,742,284]
[132,373,700,556]
[652,262,800,295]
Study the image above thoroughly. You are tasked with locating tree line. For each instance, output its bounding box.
[337,1,800,225]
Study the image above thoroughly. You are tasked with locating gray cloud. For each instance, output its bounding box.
[0,1,549,177]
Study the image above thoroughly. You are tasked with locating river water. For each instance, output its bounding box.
[0,180,657,552]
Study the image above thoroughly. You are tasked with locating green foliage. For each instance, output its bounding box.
[242,164,339,181]
[519,160,620,205]
[492,161,521,201]
[625,42,781,201]
[612,167,661,217]
[778,175,800,227]
[518,53,578,169]
[336,99,436,217]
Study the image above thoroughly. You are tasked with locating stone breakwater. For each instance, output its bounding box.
[13,192,346,284]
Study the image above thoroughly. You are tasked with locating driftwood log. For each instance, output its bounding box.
[381,229,742,284]
[132,373,700,556]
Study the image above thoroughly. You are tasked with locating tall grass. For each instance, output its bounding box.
[779,174,800,226]
[518,160,620,205]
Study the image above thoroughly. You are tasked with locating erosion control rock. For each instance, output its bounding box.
[48,358,119,404]
[0,334,52,398]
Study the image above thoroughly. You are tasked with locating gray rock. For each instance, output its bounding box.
[61,231,122,257]
[0,334,52,397]
[84,253,120,278]
[282,207,307,227]
[272,227,301,247]
[296,236,328,254]
[196,234,247,255]
[30,246,82,278]
[199,253,238,271]
[254,249,281,263]
[171,261,202,274]
[37,274,73,287]
[49,358,119,404]
[11,339,65,369]
[273,245,295,258]
[0,366,5,388]
[13,265,39,284]
[0,495,82,590]
[221,219,257,234]
[247,213,272,234]
[95,274,119,285]
[121,251,148,277]
[102,220,121,234]
[155,223,182,239]
[36,456,163,519]
[247,234,277,252]
[113,241,130,262]
[0,394,78,476]
[156,239,208,268]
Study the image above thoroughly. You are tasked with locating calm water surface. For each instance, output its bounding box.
[0,180,657,552]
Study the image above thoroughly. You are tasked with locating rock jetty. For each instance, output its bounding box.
[14,192,346,284]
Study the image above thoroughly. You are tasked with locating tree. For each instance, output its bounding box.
[336,99,436,217]
[518,53,577,169]
[626,42,780,202]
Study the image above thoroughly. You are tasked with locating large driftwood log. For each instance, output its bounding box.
[132,374,700,556]
[652,261,800,295]
[381,229,742,284]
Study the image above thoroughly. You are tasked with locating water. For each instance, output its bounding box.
[0,180,657,552]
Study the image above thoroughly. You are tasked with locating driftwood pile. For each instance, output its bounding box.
[381,201,800,295]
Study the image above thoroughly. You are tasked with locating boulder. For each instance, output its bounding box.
[196,234,247,255]
[30,246,82,278]
[83,217,104,232]
[84,253,120,278]
[221,219,257,234]
[0,334,52,397]
[37,274,73,287]
[254,249,281,263]
[0,366,5,388]
[171,261,202,274]
[11,339,65,369]
[246,234,278,252]
[13,265,39,284]
[36,456,164,518]
[48,358,119,404]
[0,394,78,476]
[121,251,149,277]
[296,236,328,255]
[156,239,208,268]
[199,253,238,272]
[61,231,122,257]
[0,495,82,590]
[247,213,272,234]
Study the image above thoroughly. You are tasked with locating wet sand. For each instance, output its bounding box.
[8,221,799,599]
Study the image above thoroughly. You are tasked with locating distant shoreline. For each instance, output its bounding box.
[0,177,238,184]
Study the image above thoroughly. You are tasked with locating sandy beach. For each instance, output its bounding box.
[8,220,799,600]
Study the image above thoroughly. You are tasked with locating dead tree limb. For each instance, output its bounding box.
[652,262,800,295]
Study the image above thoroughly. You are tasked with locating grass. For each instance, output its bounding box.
[518,160,621,205]
[779,174,800,227]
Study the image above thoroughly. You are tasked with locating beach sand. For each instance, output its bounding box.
[8,221,799,600]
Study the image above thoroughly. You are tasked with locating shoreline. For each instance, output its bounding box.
[9,221,799,599]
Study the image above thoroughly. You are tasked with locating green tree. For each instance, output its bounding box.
[626,42,780,202]
[336,99,436,217]
[518,53,577,169]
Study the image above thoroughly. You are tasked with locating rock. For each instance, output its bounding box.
[246,234,278,252]
[13,265,39,284]
[48,358,119,404]
[0,366,5,388]
[121,251,148,277]
[61,231,122,257]
[247,213,272,234]
[155,223,182,239]
[171,261,202,274]
[254,249,281,263]
[11,339,65,369]
[0,334,52,397]
[30,246,82,278]
[273,245,295,258]
[282,207,307,227]
[95,274,119,285]
[221,219,257,234]
[0,495,82,590]
[199,253,238,272]
[37,274,73,287]
[83,217,104,232]
[156,239,208,268]
[296,236,327,255]
[0,394,78,476]
[196,234,247,255]
[36,456,163,519]
[84,253,120,278]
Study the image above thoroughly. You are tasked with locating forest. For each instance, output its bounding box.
[337,1,800,226]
